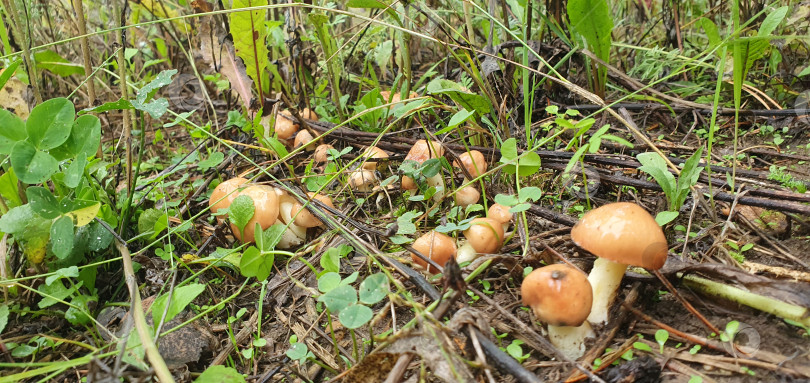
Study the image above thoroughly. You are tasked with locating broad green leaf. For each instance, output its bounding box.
[26,97,75,150]
[675,147,704,209]
[10,140,58,184]
[636,152,677,203]
[395,211,421,235]
[320,247,341,274]
[700,18,721,51]
[799,66,810,77]
[229,194,255,237]
[758,6,788,36]
[34,50,84,77]
[359,273,389,305]
[81,99,133,114]
[0,109,26,154]
[567,0,613,91]
[0,169,22,208]
[26,187,61,219]
[518,187,542,203]
[194,365,247,383]
[63,157,87,188]
[339,304,373,329]
[445,108,475,130]
[285,342,309,361]
[655,211,679,226]
[229,0,268,96]
[138,208,165,235]
[0,205,35,234]
[318,272,341,293]
[151,283,206,324]
[318,285,356,313]
[426,78,491,114]
[38,281,76,308]
[494,194,519,206]
[50,215,75,259]
[135,69,177,105]
[51,114,101,160]
[66,294,96,326]
[86,220,114,252]
[198,152,225,171]
[239,246,274,280]
[256,224,285,252]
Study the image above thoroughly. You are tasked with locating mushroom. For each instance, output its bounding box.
[301,107,318,120]
[349,169,378,192]
[314,144,334,163]
[456,217,504,264]
[488,203,513,233]
[209,177,249,222]
[454,185,480,208]
[570,202,668,324]
[274,110,298,140]
[275,190,308,248]
[410,231,457,274]
[522,264,595,359]
[291,192,334,228]
[380,90,418,109]
[402,140,445,202]
[230,185,279,243]
[294,130,316,151]
[453,150,487,179]
[359,146,389,170]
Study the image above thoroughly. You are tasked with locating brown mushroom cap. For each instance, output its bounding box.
[314,144,334,163]
[380,90,418,108]
[487,203,513,224]
[521,264,593,327]
[292,192,334,228]
[209,177,249,221]
[301,107,318,120]
[570,202,668,270]
[294,130,316,151]
[230,185,280,243]
[275,110,298,140]
[360,146,389,170]
[454,185,480,207]
[453,150,487,179]
[349,170,378,192]
[411,231,457,274]
[463,217,505,254]
[405,140,444,163]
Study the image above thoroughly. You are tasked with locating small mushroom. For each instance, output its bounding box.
[411,231,456,274]
[291,192,334,228]
[314,144,334,163]
[454,185,480,208]
[522,264,595,359]
[275,190,308,248]
[209,177,249,222]
[359,146,389,170]
[453,150,487,179]
[274,110,298,140]
[294,130,316,151]
[349,169,378,192]
[230,185,279,243]
[462,217,504,254]
[402,140,445,202]
[488,203,513,232]
[570,202,668,324]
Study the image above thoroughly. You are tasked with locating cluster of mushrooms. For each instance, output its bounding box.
[208,177,334,249]
[521,202,668,359]
[226,108,672,361]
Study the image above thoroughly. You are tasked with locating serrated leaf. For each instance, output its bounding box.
[339,304,373,329]
[26,97,75,150]
[229,194,255,237]
[151,283,205,324]
[229,0,268,96]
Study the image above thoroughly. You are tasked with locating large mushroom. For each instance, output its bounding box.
[452,150,487,208]
[230,185,279,243]
[291,192,334,228]
[410,231,457,274]
[209,177,249,222]
[570,202,668,324]
[359,146,389,171]
[522,264,595,359]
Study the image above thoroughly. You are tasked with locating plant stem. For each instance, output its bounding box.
[1,0,42,103]
[115,0,133,236]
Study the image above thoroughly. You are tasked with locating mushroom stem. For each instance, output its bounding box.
[586,257,629,324]
[547,322,595,360]
[455,240,477,264]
